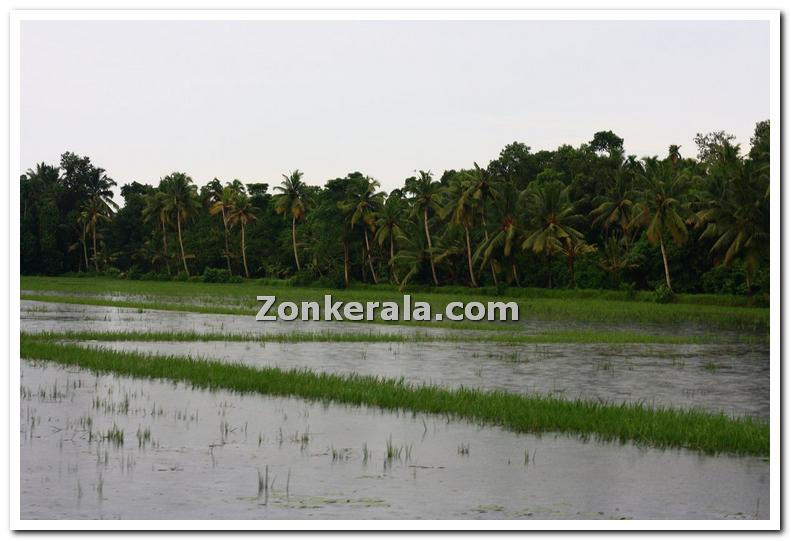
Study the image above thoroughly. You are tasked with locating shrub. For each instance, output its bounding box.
[289,269,317,287]
[103,267,121,278]
[653,283,675,304]
[126,266,144,280]
[229,275,244,283]
[619,282,637,301]
[174,272,189,282]
[202,267,232,283]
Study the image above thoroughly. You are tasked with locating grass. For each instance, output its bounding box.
[24,329,761,345]
[20,336,769,456]
[21,276,770,332]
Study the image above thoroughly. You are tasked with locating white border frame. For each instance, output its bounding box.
[8,8,781,531]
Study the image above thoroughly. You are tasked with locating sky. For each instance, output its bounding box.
[20,19,769,195]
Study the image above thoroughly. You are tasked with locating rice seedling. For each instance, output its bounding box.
[103,424,124,447]
[457,443,470,456]
[20,337,770,456]
[136,426,151,448]
[27,327,760,346]
[362,442,371,463]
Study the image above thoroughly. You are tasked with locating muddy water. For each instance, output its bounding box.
[85,340,769,421]
[20,360,768,520]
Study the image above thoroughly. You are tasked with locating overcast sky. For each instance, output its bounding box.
[21,19,769,194]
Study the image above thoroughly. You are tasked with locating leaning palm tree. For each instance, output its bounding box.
[374,194,407,284]
[143,190,172,275]
[404,170,444,286]
[275,170,307,272]
[521,180,584,288]
[227,192,258,278]
[206,179,232,273]
[160,172,199,275]
[341,176,385,284]
[444,176,478,287]
[463,163,500,285]
[631,161,691,291]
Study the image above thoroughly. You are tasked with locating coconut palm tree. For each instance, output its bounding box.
[590,169,636,244]
[445,176,478,287]
[521,180,584,288]
[375,193,407,284]
[463,163,500,285]
[559,236,597,288]
[209,182,244,274]
[275,170,307,272]
[80,195,114,272]
[668,145,682,167]
[474,179,522,284]
[404,170,443,286]
[341,176,385,284]
[160,172,199,275]
[143,190,172,275]
[227,192,258,278]
[632,161,691,291]
[695,155,768,291]
[206,178,232,273]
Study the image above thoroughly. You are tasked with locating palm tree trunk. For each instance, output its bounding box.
[222,207,231,274]
[464,225,478,287]
[568,257,576,288]
[161,219,171,275]
[291,215,301,271]
[659,237,672,290]
[390,236,399,284]
[512,262,519,286]
[241,222,249,278]
[81,226,89,271]
[177,214,189,275]
[424,207,439,286]
[92,223,99,272]
[363,229,378,284]
[481,209,497,287]
[343,239,349,287]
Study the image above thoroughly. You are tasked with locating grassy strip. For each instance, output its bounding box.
[21,337,768,456]
[24,329,753,345]
[21,276,770,331]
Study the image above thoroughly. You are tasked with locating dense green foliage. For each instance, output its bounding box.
[20,336,769,455]
[21,123,770,295]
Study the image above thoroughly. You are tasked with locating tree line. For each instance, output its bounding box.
[20,121,769,296]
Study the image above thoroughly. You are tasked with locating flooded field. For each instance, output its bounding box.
[21,296,747,339]
[83,340,769,420]
[19,299,771,521]
[21,360,768,520]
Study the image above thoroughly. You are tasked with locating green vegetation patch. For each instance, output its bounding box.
[21,336,769,456]
[27,329,750,345]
